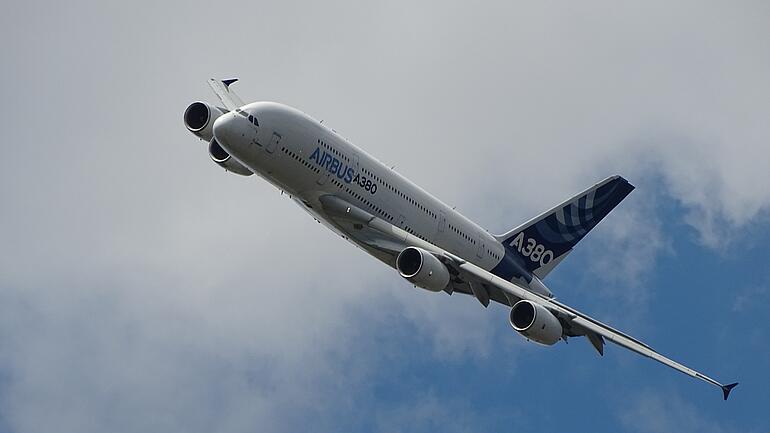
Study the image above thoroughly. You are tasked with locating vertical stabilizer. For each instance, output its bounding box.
[494,176,634,280]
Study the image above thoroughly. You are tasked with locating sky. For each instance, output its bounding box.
[1,1,769,432]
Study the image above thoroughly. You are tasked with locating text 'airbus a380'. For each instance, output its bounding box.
[183,78,737,400]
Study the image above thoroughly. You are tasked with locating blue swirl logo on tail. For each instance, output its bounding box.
[492,176,634,281]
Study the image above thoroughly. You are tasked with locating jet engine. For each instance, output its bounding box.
[396,247,450,292]
[208,138,253,176]
[184,101,225,142]
[509,300,563,345]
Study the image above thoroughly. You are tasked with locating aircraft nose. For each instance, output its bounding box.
[212,112,238,150]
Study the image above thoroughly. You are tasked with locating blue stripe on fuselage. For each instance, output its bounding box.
[489,248,533,283]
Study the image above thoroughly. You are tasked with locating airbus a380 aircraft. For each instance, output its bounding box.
[184,79,737,400]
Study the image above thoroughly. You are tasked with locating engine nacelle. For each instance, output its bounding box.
[396,247,450,292]
[209,138,253,176]
[509,300,563,346]
[184,101,225,142]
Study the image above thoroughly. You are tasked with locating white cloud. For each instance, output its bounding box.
[731,283,770,313]
[618,390,745,433]
[0,1,769,432]
[582,187,668,298]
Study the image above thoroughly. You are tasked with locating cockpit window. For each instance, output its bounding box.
[236,109,259,126]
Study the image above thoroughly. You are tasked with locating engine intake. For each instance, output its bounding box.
[184,101,225,142]
[510,300,563,345]
[208,138,253,176]
[396,247,450,292]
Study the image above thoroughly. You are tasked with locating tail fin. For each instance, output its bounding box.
[496,176,634,279]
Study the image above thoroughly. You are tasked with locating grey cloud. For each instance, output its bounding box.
[1,0,769,432]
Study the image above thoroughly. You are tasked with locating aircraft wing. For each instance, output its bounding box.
[207,78,244,111]
[316,193,737,400]
[315,194,412,258]
[316,194,481,301]
[450,254,738,400]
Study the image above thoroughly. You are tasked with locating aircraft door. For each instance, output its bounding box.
[437,211,446,236]
[266,132,281,153]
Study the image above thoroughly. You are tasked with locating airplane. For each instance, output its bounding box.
[183,78,737,400]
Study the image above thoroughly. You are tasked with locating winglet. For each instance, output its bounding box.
[722,382,738,401]
[222,78,239,88]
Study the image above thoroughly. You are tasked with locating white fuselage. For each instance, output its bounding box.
[214,101,507,272]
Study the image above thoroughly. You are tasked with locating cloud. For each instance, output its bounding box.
[372,392,481,433]
[731,283,770,313]
[386,279,504,360]
[0,1,769,432]
[618,390,742,433]
[581,185,668,301]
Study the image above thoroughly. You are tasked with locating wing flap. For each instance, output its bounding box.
[586,331,605,356]
[468,281,490,307]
